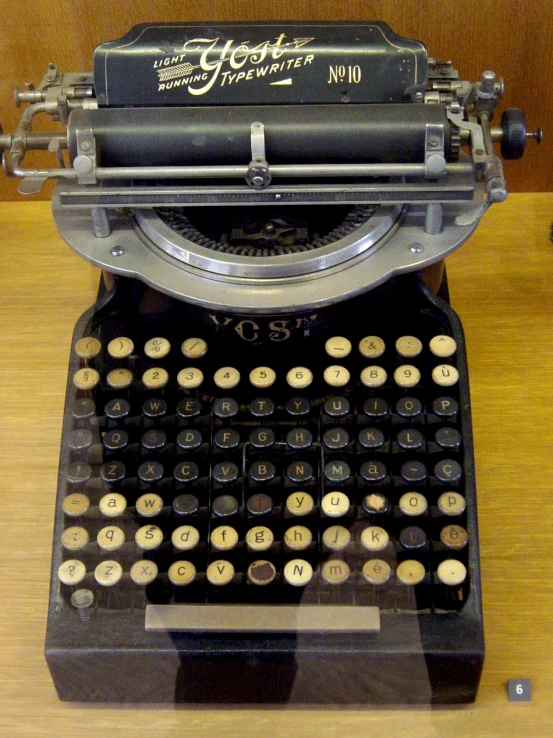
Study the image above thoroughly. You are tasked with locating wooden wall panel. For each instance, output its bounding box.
[0,0,550,200]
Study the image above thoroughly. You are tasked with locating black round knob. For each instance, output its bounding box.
[500,108,526,160]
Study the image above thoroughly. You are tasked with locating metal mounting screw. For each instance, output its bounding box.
[110,246,125,257]
[409,243,424,254]
[71,589,94,622]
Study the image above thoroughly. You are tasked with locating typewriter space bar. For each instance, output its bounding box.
[145,605,380,633]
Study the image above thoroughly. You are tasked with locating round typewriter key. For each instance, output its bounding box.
[286,397,311,416]
[437,491,466,516]
[285,491,315,517]
[397,428,424,451]
[326,336,352,359]
[61,526,89,551]
[432,364,459,387]
[211,525,239,551]
[142,398,167,419]
[247,493,273,517]
[283,559,313,587]
[249,397,275,418]
[97,525,125,552]
[177,367,204,389]
[173,461,199,484]
[62,492,90,517]
[250,366,276,389]
[172,493,200,517]
[207,560,235,586]
[214,428,240,450]
[249,427,275,449]
[212,462,239,485]
[172,525,200,551]
[396,559,426,586]
[72,397,96,419]
[131,560,159,586]
[103,428,129,452]
[435,459,462,484]
[394,365,421,388]
[396,397,423,419]
[401,460,427,484]
[75,336,102,360]
[321,559,350,585]
[213,397,239,419]
[100,460,126,484]
[141,429,166,452]
[429,335,457,358]
[107,368,133,390]
[104,398,130,421]
[432,396,459,418]
[137,461,164,484]
[359,335,385,359]
[181,337,208,359]
[360,365,386,388]
[287,427,313,451]
[58,559,86,586]
[168,560,197,586]
[246,525,274,552]
[66,461,92,484]
[212,494,239,518]
[135,524,163,550]
[287,461,313,484]
[73,367,100,391]
[399,526,427,550]
[324,461,351,485]
[136,492,164,518]
[396,336,422,358]
[214,366,240,390]
[284,525,312,551]
[440,524,469,550]
[108,337,134,359]
[142,367,169,390]
[360,460,387,483]
[286,366,313,389]
[435,427,462,450]
[321,491,350,518]
[324,396,350,417]
[324,365,350,388]
[362,559,392,585]
[363,397,389,419]
[437,559,467,587]
[360,525,389,552]
[358,428,385,450]
[177,429,203,452]
[322,525,351,552]
[323,427,350,451]
[99,492,127,518]
[144,337,171,359]
[248,560,277,586]
[362,493,390,516]
[399,491,428,517]
[94,560,123,587]
[177,398,202,418]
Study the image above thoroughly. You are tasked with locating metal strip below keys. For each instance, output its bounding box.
[145,605,380,633]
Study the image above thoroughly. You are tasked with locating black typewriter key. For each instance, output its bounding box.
[213,398,239,419]
[100,460,126,484]
[397,428,424,451]
[435,427,462,450]
[141,429,167,452]
[432,396,459,419]
[396,397,423,419]
[66,461,92,484]
[249,427,275,449]
[358,428,385,450]
[176,428,203,451]
[212,461,239,484]
[104,398,131,421]
[287,461,313,484]
[249,460,276,483]
[214,428,240,450]
[71,398,96,420]
[68,428,93,452]
[324,460,351,484]
[323,396,350,418]
[399,526,428,550]
[174,461,200,484]
[435,459,462,483]
[286,427,313,451]
[250,398,275,418]
[172,493,200,517]
[247,560,277,586]
[286,397,310,416]
[212,494,239,518]
[104,429,129,452]
[246,493,273,516]
[142,398,167,419]
[400,460,427,484]
[177,398,202,419]
[363,398,389,419]
[360,460,387,483]
[362,492,390,516]
[137,460,164,484]
[323,427,350,451]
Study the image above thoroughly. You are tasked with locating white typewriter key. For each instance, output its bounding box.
[94,560,123,587]
[206,559,235,586]
[171,525,200,551]
[359,335,385,359]
[394,364,421,388]
[61,526,90,551]
[168,560,197,586]
[322,525,351,552]
[283,525,313,551]
[325,336,352,358]
[249,366,276,389]
[73,367,100,391]
[97,526,125,552]
[75,337,101,360]
[321,559,350,585]
[99,492,127,518]
[248,560,277,586]
[432,364,459,387]
[396,559,426,586]
[177,367,204,389]
[181,337,208,359]
[245,525,274,552]
[321,491,350,518]
[437,492,466,516]
[106,368,133,389]
[286,366,313,389]
[437,559,467,587]
[283,559,313,587]
[144,337,171,359]
[323,365,350,388]
[396,335,423,358]
[62,492,90,517]
[136,493,164,518]
[360,365,387,388]
[130,560,159,586]
[399,492,428,517]
[210,525,239,552]
[214,366,240,389]
[142,367,169,390]
[429,335,457,358]
[360,526,389,552]
[362,559,392,585]
[285,491,315,517]
[107,336,134,359]
[135,524,164,550]
[58,559,86,586]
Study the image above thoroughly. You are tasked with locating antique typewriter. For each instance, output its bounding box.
[0,22,541,704]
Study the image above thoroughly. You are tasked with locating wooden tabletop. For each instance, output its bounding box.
[1,195,552,737]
